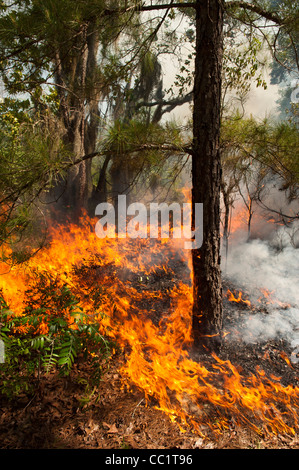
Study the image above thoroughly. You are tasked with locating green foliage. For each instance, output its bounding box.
[0,98,71,254]
[221,115,299,200]
[103,116,188,201]
[223,35,268,98]
[0,0,297,252]
[0,0,181,251]
[104,119,182,154]
[0,276,114,400]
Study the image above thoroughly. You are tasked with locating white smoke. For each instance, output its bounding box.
[223,223,299,353]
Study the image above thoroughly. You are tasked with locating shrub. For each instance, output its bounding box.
[0,276,114,400]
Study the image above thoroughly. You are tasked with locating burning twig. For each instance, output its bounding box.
[226,289,251,307]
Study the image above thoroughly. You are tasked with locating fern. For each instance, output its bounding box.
[42,340,59,374]
[57,337,77,371]
[0,277,114,399]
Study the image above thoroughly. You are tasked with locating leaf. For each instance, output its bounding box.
[102,422,119,434]
[57,356,70,365]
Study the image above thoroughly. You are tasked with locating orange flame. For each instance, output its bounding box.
[227,289,251,307]
[258,288,291,309]
[1,214,299,437]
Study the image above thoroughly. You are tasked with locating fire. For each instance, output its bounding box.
[227,289,251,307]
[227,204,249,237]
[1,214,299,437]
[258,288,291,309]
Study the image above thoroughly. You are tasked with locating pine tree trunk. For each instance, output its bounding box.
[192,0,224,351]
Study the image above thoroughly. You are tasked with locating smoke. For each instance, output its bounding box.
[222,222,299,352]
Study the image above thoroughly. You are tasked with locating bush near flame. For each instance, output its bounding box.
[0,274,114,399]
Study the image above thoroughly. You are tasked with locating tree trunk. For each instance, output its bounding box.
[93,154,111,204]
[221,179,231,266]
[84,25,102,215]
[192,0,224,351]
[49,22,102,221]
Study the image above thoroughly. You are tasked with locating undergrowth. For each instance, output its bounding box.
[0,273,115,400]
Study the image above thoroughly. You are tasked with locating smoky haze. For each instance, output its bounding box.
[222,182,299,353]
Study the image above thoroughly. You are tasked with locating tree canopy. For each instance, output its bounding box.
[0,0,298,348]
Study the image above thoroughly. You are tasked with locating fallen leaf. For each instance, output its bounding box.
[103,422,118,433]
[85,419,99,435]
[124,421,135,435]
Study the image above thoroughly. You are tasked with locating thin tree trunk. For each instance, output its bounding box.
[247,198,253,241]
[221,179,231,267]
[94,154,111,204]
[192,0,224,351]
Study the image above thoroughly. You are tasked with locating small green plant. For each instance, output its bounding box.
[75,377,101,409]
[0,275,114,400]
[120,437,132,449]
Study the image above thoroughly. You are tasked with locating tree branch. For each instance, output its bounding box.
[256,197,299,221]
[136,90,193,110]
[102,0,286,26]
[68,142,193,169]
[225,1,285,26]
[102,2,196,16]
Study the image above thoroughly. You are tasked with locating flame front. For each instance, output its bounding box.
[1,214,299,437]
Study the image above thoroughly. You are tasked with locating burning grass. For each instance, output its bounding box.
[1,214,299,448]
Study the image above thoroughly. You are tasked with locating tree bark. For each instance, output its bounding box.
[192,0,224,351]
[93,154,111,204]
[49,21,102,220]
[84,24,101,215]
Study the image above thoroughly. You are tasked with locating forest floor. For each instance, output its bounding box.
[0,339,299,450]
[1,253,299,450]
